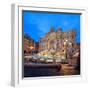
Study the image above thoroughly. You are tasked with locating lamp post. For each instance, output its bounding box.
[63,39,68,60]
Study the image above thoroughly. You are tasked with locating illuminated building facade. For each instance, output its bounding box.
[24,34,36,54]
[39,28,77,59]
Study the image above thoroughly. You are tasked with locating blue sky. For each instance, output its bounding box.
[23,11,80,43]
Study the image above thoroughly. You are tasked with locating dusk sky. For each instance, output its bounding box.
[23,11,80,43]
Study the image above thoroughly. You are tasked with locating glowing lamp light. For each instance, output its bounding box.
[64,41,66,45]
[65,39,68,42]
[30,46,34,50]
[69,43,72,45]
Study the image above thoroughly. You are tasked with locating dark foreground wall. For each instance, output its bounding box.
[24,63,61,77]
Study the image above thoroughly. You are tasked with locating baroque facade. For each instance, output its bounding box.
[39,28,76,55]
